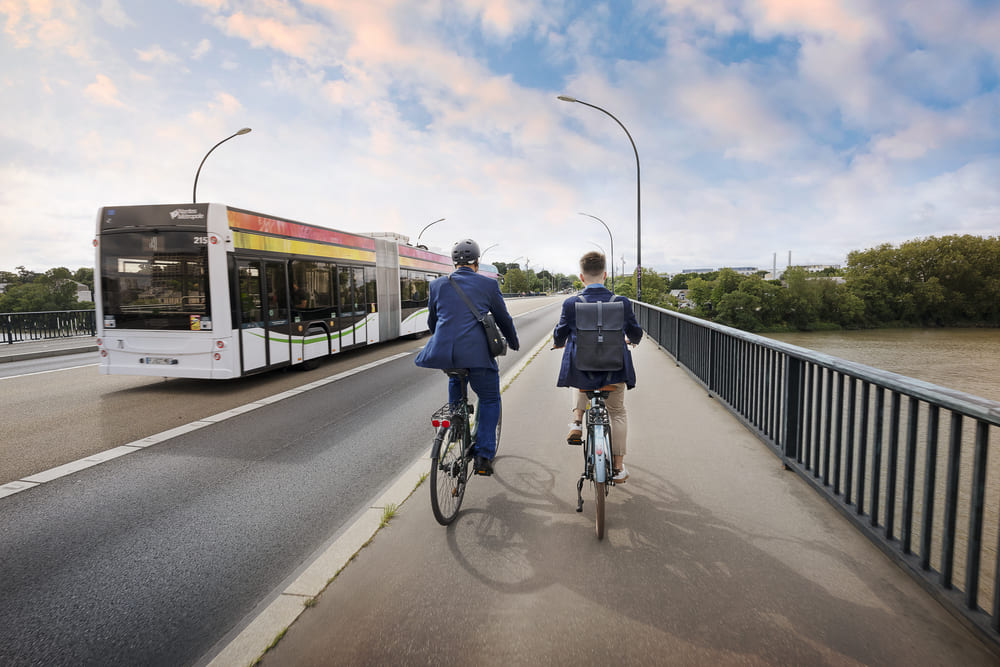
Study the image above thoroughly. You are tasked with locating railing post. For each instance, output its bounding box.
[782,356,803,462]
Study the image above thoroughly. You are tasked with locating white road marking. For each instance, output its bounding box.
[203,332,551,667]
[0,351,414,500]
[0,363,99,380]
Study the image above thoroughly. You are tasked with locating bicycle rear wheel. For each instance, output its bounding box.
[493,402,502,456]
[430,425,468,525]
[594,481,606,539]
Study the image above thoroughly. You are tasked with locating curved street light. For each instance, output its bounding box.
[579,212,615,293]
[481,243,499,260]
[192,127,251,204]
[417,218,446,243]
[558,95,641,300]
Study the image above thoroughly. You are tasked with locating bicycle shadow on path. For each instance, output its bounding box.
[260,340,996,666]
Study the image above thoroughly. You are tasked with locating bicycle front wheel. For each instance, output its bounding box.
[430,425,468,525]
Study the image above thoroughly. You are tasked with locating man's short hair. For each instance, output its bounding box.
[580,251,606,277]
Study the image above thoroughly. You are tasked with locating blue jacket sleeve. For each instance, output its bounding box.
[553,297,574,347]
[621,297,643,344]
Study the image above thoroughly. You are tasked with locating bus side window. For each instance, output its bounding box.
[311,263,333,320]
[338,267,353,317]
[400,272,413,309]
[412,274,428,305]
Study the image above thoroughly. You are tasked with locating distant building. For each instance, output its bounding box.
[670,289,694,308]
[70,281,93,303]
[679,268,715,275]
[725,266,759,276]
[794,264,841,273]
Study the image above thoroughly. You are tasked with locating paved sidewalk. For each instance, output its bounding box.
[0,336,97,363]
[254,340,996,666]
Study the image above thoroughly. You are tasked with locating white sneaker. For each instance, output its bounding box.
[612,467,629,483]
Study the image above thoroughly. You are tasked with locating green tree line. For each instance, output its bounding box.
[0,266,95,313]
[493,262,575,294]
[612,235,1000,332]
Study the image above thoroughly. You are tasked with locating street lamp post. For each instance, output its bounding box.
[192,127,251,203]
[481,243,499,260]
[416,218,446,248]
[557,95,641,301]
[579,212,615,293]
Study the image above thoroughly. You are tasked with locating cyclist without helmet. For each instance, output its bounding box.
[415,238,520,476]
[553,250,642,483]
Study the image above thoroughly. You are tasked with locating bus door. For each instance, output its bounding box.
[237,259,290,372]
[353,266,367,345]
[264,261,291,366]
[364,266,378,344]
[338,266,366,348]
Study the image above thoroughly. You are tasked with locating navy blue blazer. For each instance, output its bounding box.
[415,267,520,371]
[553,284,643,389]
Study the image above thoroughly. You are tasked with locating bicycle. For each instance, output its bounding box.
[575,386,617,540]
[429,369,502,525]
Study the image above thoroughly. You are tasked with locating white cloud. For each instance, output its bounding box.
[98,0,133,28]
[83,73,126,108]
[192,38,212,59]
[136,45,180,65]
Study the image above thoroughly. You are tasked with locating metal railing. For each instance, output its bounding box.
[1,310,96,344]
[635,300,1000,650]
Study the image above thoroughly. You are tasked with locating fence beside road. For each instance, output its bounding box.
[1,310,96,344]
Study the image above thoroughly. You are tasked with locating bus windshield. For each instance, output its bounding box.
[100,231,212,331]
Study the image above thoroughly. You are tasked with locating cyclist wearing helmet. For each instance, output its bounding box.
[415,238,520,476]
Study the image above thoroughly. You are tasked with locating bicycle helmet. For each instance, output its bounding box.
[451,238,481,265]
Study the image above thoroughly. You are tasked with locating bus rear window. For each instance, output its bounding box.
[100,231,212,330]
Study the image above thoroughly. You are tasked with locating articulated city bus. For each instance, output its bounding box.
[93,203,498,379]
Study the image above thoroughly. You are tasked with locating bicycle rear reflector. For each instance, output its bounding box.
[431,419,451,428]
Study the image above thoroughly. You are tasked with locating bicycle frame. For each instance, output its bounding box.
[576,388,614,511]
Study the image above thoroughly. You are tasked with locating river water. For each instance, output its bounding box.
[765,328,1000,403]
[764,327,1000,610]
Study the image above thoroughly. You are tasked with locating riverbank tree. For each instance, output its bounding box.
[0,267,94,312]
[613,234,998,331]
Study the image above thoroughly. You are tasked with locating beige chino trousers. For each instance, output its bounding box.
[572,382,628,456]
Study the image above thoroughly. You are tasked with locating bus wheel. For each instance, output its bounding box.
[300,327,325,371]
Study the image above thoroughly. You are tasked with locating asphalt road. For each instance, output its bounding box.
[0,297,563,666]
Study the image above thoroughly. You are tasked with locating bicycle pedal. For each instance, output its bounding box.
[566,434,582,446]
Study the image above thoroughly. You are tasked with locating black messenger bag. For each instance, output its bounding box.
[448,276,508,357]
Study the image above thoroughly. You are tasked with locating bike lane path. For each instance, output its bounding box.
[254,338,996,665]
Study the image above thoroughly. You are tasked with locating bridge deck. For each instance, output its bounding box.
[260,338,997,665]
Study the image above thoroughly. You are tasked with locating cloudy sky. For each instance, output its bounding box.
[2,0,998,277]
